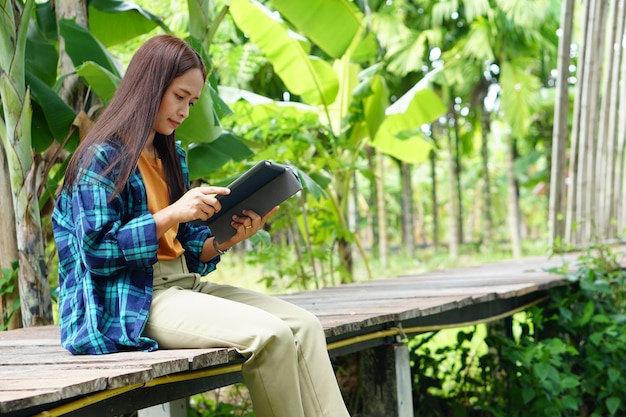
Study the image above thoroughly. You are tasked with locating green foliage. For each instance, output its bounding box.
[410,245,626,416]
[0,263,20,331]
[189,385,255,417]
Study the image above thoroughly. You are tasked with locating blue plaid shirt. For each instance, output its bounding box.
[52,141,218,354]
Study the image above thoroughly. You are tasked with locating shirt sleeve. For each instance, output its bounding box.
[73,151,158,276]
[175,143,220,275]
[178,222,219,275]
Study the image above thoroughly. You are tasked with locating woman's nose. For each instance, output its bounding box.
[179,104,189,119]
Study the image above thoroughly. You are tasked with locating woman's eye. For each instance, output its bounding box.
[176,94,184,100]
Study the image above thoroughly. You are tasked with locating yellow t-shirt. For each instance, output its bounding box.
[137,152,184,260]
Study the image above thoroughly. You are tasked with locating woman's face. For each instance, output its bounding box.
[153,68,205,136]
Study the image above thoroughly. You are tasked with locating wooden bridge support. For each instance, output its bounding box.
[138,398,188,417]
[360,343,413,417]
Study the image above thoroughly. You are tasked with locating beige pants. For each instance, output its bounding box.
[143,257,350,417]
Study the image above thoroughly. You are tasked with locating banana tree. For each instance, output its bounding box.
[225,0,446,282]
[1,0,53,327]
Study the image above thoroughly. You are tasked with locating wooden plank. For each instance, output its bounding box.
[1,373,110,391]
[0,325,60,346]
[0,344,238,414]
[0,348,228,374]
[309,295,471,319]
[281,277,563,299]
[0,389,62,414]
[0,371,109,414]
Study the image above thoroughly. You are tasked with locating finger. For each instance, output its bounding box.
[196,186,231,196]
[199,203,215,219]
[230,220,252,232]
[239,211,261,230]
[230,219,246,229]
[241,209,261,221]
[260,206,280,223]
[232,212,253,224]
[200,195,222,213]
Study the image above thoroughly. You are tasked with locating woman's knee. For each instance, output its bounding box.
[259,314,296,347]
[290,306,325,339]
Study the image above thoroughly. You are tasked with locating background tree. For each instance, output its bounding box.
[1,0,53,327]
[549,0,575,248]
[552,0,626,249]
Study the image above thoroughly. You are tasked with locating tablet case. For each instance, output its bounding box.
[201,160,302,243]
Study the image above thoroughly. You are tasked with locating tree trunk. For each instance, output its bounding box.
[595,0,618,241]
[376,150,388,267]
[613,2,626,231]
[452,113,464,246]
[429,148,440,249]
[0,0,52,327]
[400,161,414,257]
[568,0,607,246]
[335,172,354,284]
[565,0,591,245]
[445,121,460,259]
[581,0,607,243]
[350,170,360,274]
[0,143,22,329]
[603,0,624,238]
[337,237,353,284]
[479,110,493,248]
[506,136,522,258]
[55,0,89,109]
[549,0,575,248]
[366,146,378,257]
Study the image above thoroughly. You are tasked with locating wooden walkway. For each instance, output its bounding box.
[0,254,574,416]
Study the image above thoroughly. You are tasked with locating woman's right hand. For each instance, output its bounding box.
[153,186,230,238]
[173,186,231,223]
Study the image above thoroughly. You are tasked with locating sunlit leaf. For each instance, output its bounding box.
[372,75,446,163]
[75,61,121,103]
[219,86,317,125]
[323,57,360,134]
[247,229,271,248]
[269,0,362,59]
[499,61,541,137]
[363,73,389,139]
[386,30,428,76]
[230,0,339,106]
[352,32,379,64]
[176,84,224,145]
[88,0,167,47]
[293,167,327,201]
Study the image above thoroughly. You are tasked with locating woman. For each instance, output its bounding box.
[52,34,350,417]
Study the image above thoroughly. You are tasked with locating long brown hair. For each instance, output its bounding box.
[62,35,207,203]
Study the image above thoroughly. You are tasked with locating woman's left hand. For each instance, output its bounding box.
[224,206,280,246]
